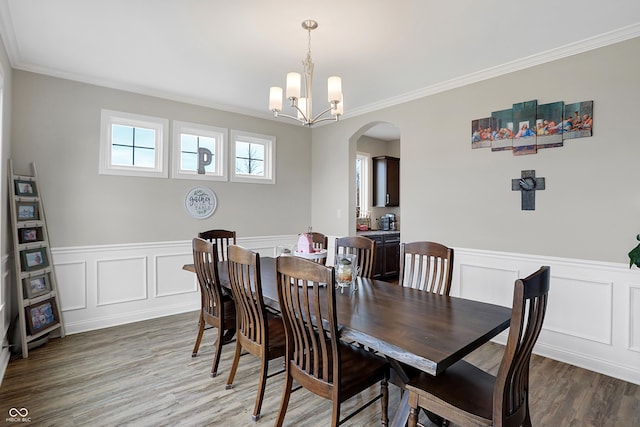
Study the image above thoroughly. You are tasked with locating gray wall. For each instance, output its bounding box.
[312,37,640,264]
[10,72,313,247]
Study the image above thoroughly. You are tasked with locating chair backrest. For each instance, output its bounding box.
[192,237,224,318]
[494,266,550,426]
[309,232,328,252]
[398,241,454,295]
[227,245,268,348]
[198,229,237,262]
[334,236,376,278]
[276,256,340,394]
[308,232,329,264]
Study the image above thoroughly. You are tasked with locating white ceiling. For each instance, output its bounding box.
[1,0,639,141]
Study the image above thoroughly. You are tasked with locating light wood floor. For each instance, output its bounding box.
[1,311,638,426]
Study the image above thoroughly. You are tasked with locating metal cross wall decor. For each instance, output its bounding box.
[512,170,545,210]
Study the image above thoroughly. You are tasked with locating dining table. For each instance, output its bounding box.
[184,256,512,427]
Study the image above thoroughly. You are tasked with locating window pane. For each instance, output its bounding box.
[199,136,216,152]
[112,124,133,147]
[135,127,156,149]
[236,141,250,158]
[134,147,155,168]
[181,152,198,171]
[181,134,198,153]
[112,144,133,166]
[235,141,265,176]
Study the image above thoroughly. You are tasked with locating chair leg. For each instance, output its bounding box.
[251,354,269,421]
[225,339,243,389]
[331,400,340,427]
[210,325,225,377]
[380,378,389,426]
[408,406,419,427]
[192,314,205,357]
[274,367,293,427]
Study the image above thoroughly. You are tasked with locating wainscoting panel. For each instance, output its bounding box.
[454,248,640,385]
[458,264,518,308]
[155,253,196,297]
[49,236,299,336]
[545,275,612,345]
[96,256,148,306]
[630,284,640,353]
[42,239,640,386]
[55,261,87,311]
[0,255,11,385]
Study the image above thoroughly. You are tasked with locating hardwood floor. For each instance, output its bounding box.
[1,311,638,426]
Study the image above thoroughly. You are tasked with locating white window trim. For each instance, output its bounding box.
[356,151,370,214]
[230,130,276,184]
[99,109,168,178]
[171,120,227,181]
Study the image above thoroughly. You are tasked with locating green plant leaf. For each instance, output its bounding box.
[628,243,640,268]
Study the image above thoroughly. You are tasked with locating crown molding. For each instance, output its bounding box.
[345,23,640,119]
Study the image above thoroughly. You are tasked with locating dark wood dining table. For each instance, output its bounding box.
[184,256,511,426]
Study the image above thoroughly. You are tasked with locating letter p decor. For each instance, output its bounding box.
[197,148,212,174]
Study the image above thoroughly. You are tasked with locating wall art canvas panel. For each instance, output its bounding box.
[563,100,593,139]
[471,117,494,148]
[512,100,537,156]
[536,101,564,149]
[491,109,514,152]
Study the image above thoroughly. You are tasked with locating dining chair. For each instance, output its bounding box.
[398,241,454,295]
[406,266,550,427]
[224,245,286,421]
[335,235,376,278]
[198,229,237,262]
[309,231,329,264]
[191,238,236,378]
[198,229,237,338]
[274,256,390,427]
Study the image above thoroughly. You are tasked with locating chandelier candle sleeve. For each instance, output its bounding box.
[269,87,283,111]
[285,72,301,100]
[328,76,342,103]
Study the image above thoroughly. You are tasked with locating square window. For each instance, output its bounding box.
[230,130,275,184]
[99,110,168,178]
[171,121,227,181]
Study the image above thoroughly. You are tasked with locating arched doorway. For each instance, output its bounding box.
[348,122,401,234]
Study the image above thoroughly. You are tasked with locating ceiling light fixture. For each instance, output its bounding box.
[269,20,343,126]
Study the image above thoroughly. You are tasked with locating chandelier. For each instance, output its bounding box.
[268,20,343,126]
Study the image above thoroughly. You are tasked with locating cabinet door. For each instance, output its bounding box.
[383,236,400,279]
[385,157,400,207]
[373,156,400,207]
[370,235,384,279]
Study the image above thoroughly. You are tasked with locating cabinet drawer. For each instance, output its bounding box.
[384,233,400,244]
[368,235,384,245]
